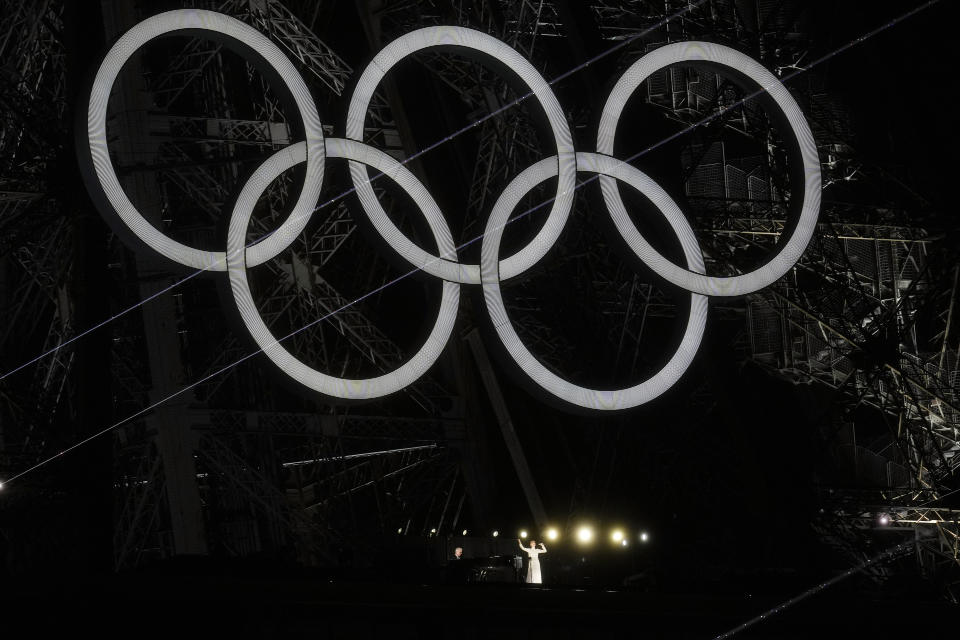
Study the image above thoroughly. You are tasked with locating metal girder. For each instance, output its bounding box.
[0,0,74,473]
[0,0,67,165]
[461,0,560,240]
[297,442,462,540]
[242,0,352,95]
[734,218,959,524]
[594,0,959,597]
[150,0,401,156]
[813,486,960,598]
[626,0,957,469]
[0,191,42,238]
[144,131,448,413]
[102,0,211,558]
[706,217,935,244]
[114,440,169,570]
[136,0,445,413]
[377,0,563,241]
[590,0,747,44]
[148,0,349,104]
[466,329,547,529]
[185,408,469,550]
[197,429,336,561]
[164,115,292,147]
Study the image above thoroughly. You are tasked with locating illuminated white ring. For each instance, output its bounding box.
[227,139,459,400]
[481,152,708,410]
[345,26,576,284]
[597,41,821,297]
[87,9,325,271]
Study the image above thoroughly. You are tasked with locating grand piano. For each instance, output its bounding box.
[447,554,522,584]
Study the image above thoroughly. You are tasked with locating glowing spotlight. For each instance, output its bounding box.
[397,527,402,534]
[0,482,4,491]
[611,529,624,543]
[520,530,528,539]
[879,514,890,526]
[621,539,628,547]
[576,526,594,544]
[546,528,559,541]
[493,530,499,537]
[640,532,649,543]
[462,529,468,536]
[430,528,437,535]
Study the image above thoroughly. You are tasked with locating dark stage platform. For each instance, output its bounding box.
[7,570,956,638]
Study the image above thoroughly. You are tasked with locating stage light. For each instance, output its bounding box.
[611,529,624,543]
[621,539,628,547]
[546,528,559,541]
[493,530,499,537]
[879,514,890,526]
[640,532,649,543]
[397,527,402,534]
[520,530,528,539]
[576,526,594,544]
[430,528,437,535]
[0,482,4,491]
[462,529,468,536]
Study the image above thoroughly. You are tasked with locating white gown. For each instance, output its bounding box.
[519,542,547,583]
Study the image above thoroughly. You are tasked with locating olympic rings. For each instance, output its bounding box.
[80,10,821,410]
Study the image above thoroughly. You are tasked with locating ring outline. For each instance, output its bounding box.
[597,41,821,297]
[481,152,708,411]
[227,139,459,400]
[345,26,577,284]
[86,9,325,272]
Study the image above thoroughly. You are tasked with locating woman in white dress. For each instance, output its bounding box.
[518,539,547,584]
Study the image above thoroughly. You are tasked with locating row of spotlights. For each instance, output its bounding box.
[394,526,651,543]
[498,526,650,544]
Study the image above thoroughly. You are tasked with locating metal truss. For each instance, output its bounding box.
[0,0,67,170]
[150,132,450,414]
[0,0,74,474]
[110,401,468,565]
[196,409,466,558]
[140,0,448,410]
[582,0,959,597]
[100,0,464,568]
[378,0,563,240]
[114,438,170,570]
[375,0,598,385]
[196,426,338,562]
[378,3,677,531]
[296,441,463,537]
[812,486,960,601]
